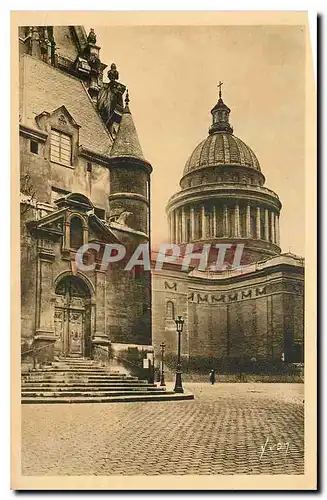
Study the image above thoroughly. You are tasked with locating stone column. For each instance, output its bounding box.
[83,225,88,245]
[185,210,190,243]
[190,207,196,241]
[213,205,217,237]
[271,211,275,244]
[234,204,240,237]
[175,209,180,244]
[223,204,229,237]
[264,208,269,241]
[246,204,251,238]
[168,213,171,243]
[170,212,175,244]
[255,206,261,239]
[36,254,55,335]
[201,205,207,239]
[275,214,280,246]
[181,207,186,243]
[63,220,70,251]
[171,212,176,243]
[94,270,107,340]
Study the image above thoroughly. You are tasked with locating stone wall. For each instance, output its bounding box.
[152,262,304,364]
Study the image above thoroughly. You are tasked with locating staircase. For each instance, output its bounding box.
[21,358,194,404]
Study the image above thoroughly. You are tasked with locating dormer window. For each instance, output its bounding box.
[50,129,72,166]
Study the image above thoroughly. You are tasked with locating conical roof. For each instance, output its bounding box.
[110,94,145,161]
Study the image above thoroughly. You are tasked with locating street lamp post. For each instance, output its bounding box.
[174,315,185,393]
[160,341,166,387]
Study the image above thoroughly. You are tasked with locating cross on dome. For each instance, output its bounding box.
[217,81,223,99]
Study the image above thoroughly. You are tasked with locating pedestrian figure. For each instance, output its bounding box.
[209,369,215,385]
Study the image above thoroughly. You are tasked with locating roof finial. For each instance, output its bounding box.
[217,81,223,100]
[125,89,130,106]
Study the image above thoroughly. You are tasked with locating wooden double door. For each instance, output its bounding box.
[54,276,91,357]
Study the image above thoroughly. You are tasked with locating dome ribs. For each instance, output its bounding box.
[226,134,240,164]
[248,147,260,170]
[182,132,261,176]
[222,134,230,164]
[208,134,217,165]
[200,134,212,167]
[234,137,246,166]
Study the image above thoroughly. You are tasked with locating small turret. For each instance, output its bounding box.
[108,92,152,236]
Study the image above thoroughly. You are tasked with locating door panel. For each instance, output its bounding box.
[68,309,84,356]
[54,276,91,358]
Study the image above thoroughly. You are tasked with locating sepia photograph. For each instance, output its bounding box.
[11,10,317,491]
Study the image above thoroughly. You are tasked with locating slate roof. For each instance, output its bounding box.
[110,104,145,161]
[19,54,113,156]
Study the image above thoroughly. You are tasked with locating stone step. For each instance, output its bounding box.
[56,358,95,362]
[21,392,195,404]
[22,385,160,392]
[22,377,144,385]
[22,388,166,398]
[54,365,109,370]
[27,368,127,374]
[22,381,152,387]
[21,357,195,404]
[22,373,138,380]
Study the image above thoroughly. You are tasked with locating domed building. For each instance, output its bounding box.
[166,87,282,265]
[152,86,304,368]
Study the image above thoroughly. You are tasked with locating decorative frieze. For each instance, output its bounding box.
[164,281,177,291]
[198,293,209,303]
[241,289,252,299]
[211,294,225,303]
[188,285,268,304]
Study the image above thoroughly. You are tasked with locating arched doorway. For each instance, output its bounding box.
[54,275,92,357]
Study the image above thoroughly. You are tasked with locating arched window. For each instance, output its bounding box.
[166,301,175,320]
[70,216,84,250]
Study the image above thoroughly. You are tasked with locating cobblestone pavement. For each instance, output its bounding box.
[22,383,304,476]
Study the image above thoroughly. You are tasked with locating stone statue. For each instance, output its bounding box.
[87,28,97,44]
[108,63,119,82]
[117,211,134,226]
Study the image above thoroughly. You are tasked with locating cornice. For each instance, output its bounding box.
[180,164,266,186]
[109,155,153,175]
[187,262,304,287]
[108,192,149,205]
[19,124,48,143]
[166,183,281,213]
[79,146,112,167]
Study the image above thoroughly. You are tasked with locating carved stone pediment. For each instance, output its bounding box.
[35,105,81,133]
[35,106,81,166]
[27,193,120,248]
[88,213,120,244]
[28,207,119,244]
[55,192,94,212]
[27,208,66,237]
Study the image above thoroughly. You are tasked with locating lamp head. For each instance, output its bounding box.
[175,315,185,333]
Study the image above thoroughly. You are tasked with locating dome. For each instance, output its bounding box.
[183,132,261,176]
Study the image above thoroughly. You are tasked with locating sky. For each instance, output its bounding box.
[88,24,305,256]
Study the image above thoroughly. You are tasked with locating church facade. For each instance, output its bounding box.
[152,87,304,365]
[19,26,153,365]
